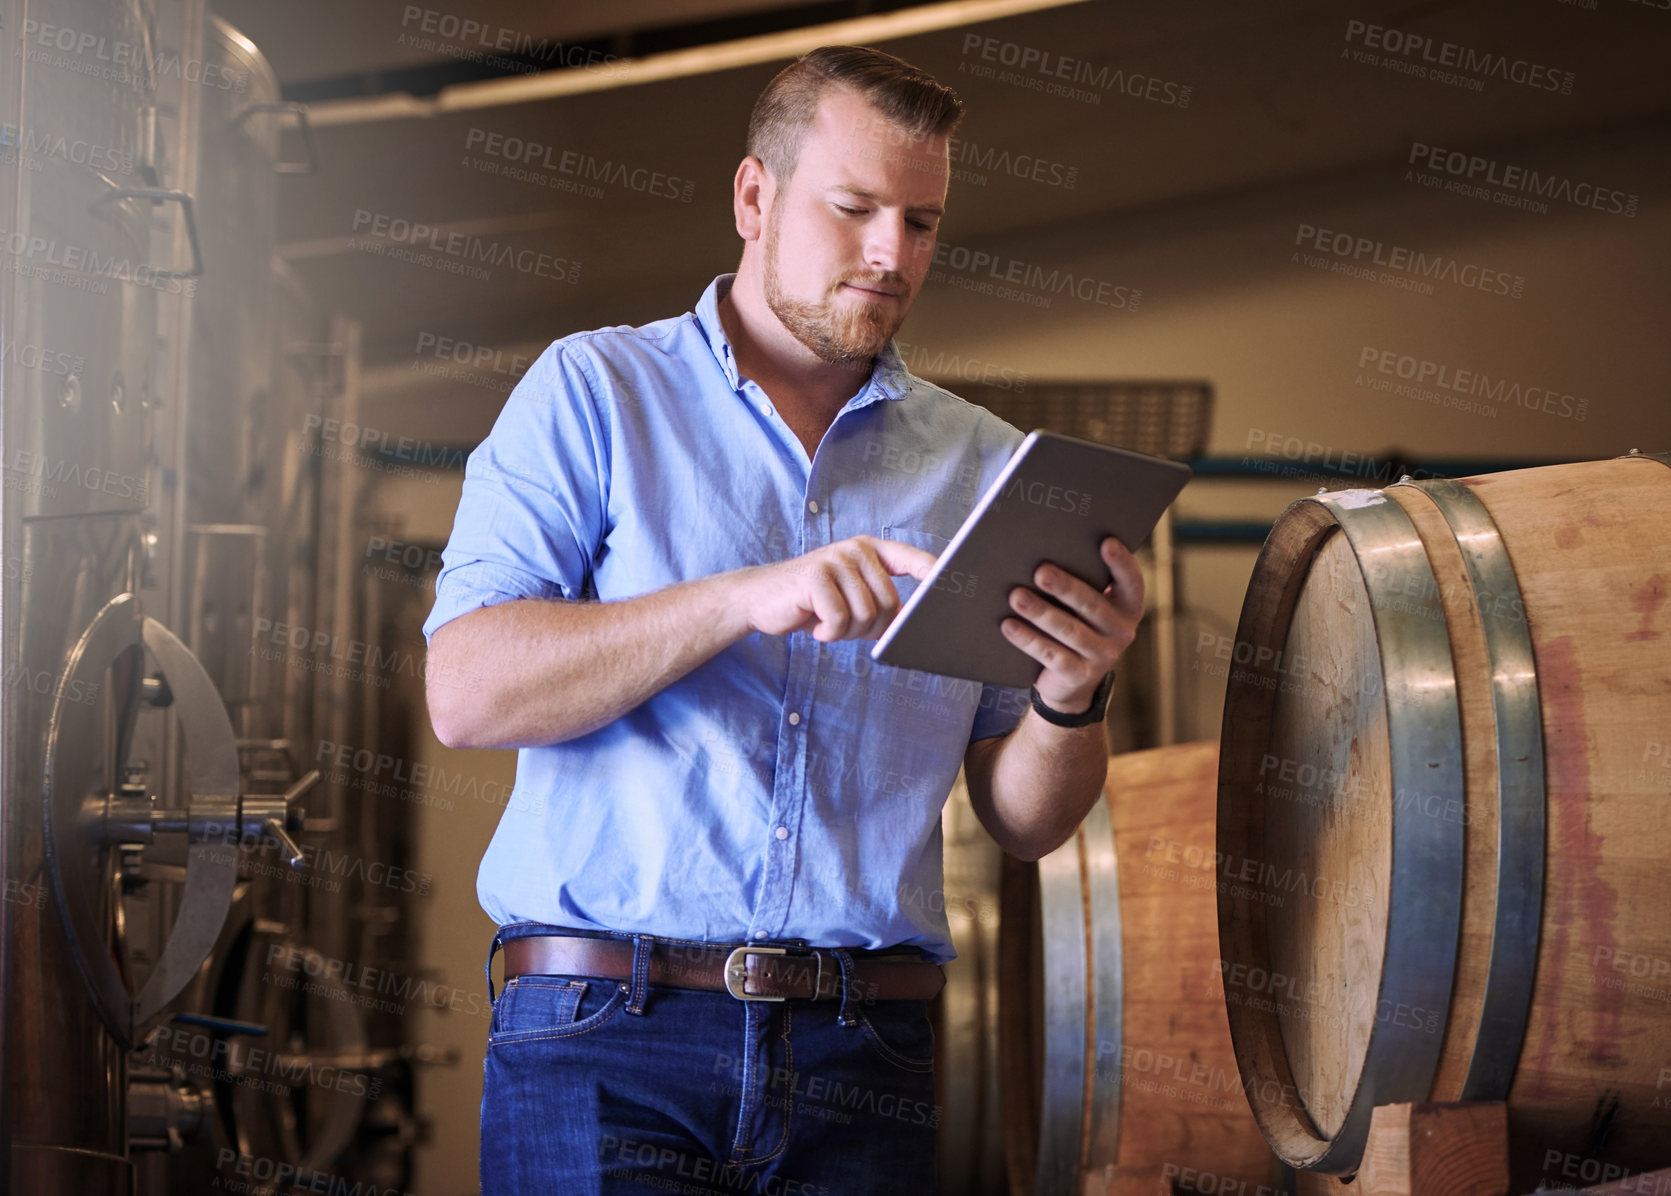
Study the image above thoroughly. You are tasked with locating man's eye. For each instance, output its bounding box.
[908,219,934,232]
[834,204,866,216]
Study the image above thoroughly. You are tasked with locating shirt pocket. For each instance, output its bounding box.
[880,525,950,608]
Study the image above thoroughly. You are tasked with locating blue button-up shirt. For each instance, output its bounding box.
[423,275,1028,961]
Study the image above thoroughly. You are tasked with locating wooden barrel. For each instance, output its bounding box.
[1000,741,1282,1195]
[1216,453,1671,1187]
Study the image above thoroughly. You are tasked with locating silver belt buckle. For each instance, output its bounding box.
[724,945,786,1001]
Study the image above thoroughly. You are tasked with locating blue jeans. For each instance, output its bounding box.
[480,924,939,1196]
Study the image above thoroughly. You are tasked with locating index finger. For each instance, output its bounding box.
[871,538,939,582]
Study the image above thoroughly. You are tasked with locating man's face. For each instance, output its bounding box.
[760,88,949,367]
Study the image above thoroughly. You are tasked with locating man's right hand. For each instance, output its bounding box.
[738,535,938,642]
[427,535,938,749]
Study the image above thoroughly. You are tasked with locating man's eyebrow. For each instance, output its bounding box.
[831,184,944,216]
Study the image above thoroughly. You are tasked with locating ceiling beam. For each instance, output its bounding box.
[305,0,1096,126]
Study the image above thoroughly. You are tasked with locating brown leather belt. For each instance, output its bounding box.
[502,935,944,1002]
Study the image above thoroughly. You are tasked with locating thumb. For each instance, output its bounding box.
[872,538,939,582]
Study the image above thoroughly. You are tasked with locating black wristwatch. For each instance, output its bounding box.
[1029,671,1115,728]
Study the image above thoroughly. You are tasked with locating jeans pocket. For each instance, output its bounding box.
[488,975,628,1045]
[856,1000,936,1072]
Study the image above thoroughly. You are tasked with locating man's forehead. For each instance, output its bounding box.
[795,89,950,201]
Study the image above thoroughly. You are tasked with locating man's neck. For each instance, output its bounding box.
[718,270,876,437]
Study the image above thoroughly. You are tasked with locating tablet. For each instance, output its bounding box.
[870,430,1191,687]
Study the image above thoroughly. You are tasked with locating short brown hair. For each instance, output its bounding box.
[746,46,964,182]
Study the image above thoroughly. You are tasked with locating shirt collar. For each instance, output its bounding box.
[694,273,912,406]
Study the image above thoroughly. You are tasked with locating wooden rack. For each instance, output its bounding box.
[1285,1102,1671,1196]
[1074,1103,1671,1196]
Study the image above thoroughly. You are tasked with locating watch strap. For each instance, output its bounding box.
[1029,670,1115,728]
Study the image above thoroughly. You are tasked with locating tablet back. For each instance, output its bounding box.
[871,430,1190,687]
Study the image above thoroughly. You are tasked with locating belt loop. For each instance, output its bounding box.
[484,926,506,1006]
[626,934,652,1016]
[832,948,859,1027]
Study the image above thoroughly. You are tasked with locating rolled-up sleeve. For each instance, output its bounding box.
[969,682,1030,742]
[422,343,611,644]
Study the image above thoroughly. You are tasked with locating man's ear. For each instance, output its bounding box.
[733,155,774,242]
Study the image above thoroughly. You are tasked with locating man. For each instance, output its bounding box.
[423,45,1143,1194]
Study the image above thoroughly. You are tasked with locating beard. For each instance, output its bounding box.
[762,218,908,368]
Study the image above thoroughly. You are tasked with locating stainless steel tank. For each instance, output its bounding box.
[4,0,171,1188]
[5,3,437,1188]
[1,3,311,1190]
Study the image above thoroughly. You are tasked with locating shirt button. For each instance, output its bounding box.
[787,712,801,726]
[775,826,789,841]
[807,500,820,514]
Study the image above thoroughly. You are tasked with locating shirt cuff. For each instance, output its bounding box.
[422,562,572,644]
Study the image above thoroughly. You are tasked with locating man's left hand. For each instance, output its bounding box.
[1000,536,1146,716]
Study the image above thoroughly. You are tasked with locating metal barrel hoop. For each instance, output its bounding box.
[1298,488,1468,1173]
[1401,478,1546,1101]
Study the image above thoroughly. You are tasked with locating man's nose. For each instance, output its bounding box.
[864,216,909,273]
